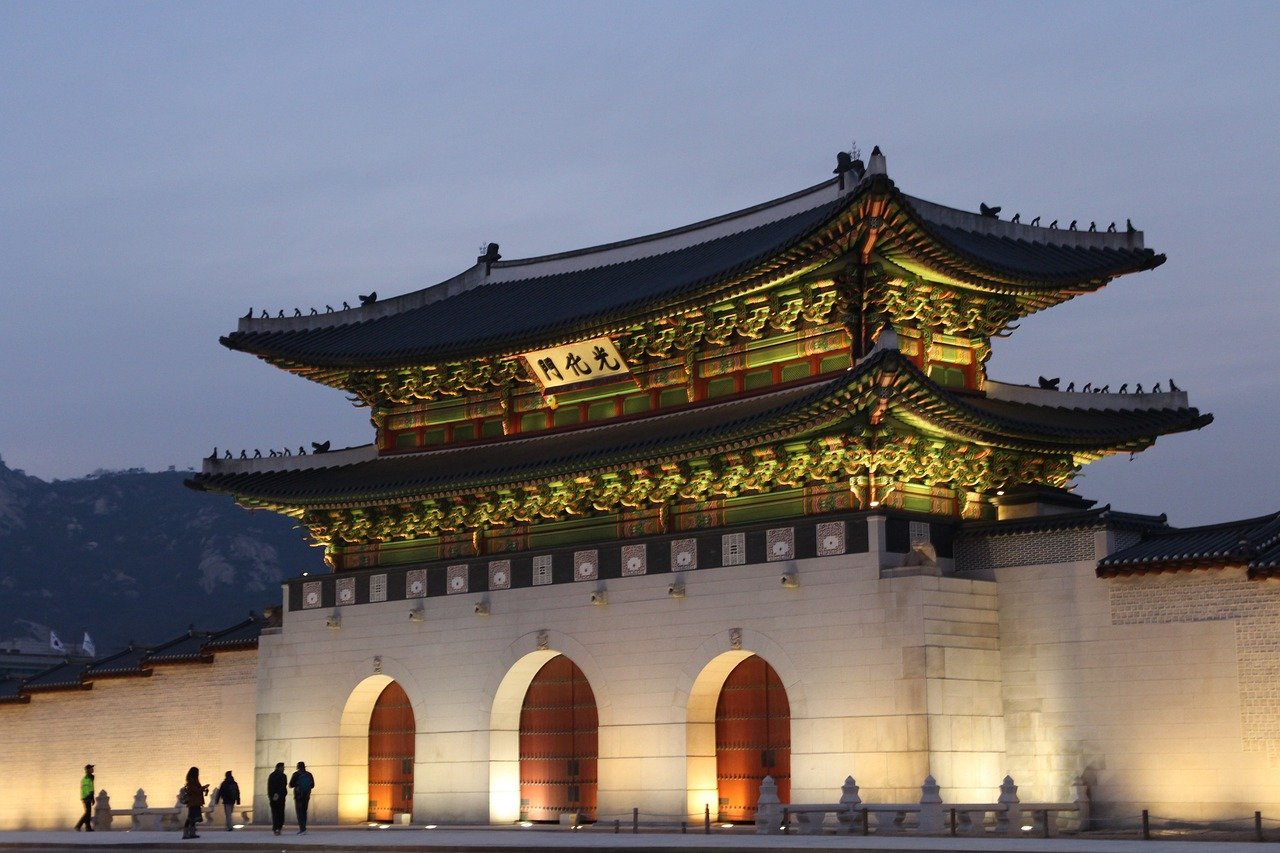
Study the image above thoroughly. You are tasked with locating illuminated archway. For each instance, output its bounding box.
[685,650,791,822]
[715,655,790,821]
[337,673,420,824]
[518,655,598,822]
[367,681,415,821]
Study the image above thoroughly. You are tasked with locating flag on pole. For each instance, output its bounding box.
[82,632,96,657]
[50,631,66,653]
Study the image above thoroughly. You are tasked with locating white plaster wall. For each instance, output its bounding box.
[996,558,1280,823]
[0,651,257,830]
[254,551,1003,825]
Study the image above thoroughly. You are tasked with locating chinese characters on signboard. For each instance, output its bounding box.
[522,337,632,390]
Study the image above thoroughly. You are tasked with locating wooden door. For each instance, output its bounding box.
[519,656,598,822]
[367,681,414,821]
[715,655,790,822]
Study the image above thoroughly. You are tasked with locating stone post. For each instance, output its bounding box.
[837,776,861,828]
[918,775,943,833]
[93,790,112,832]
[996,775,1020,837]
[755,775,782,835]
[1070,776,1090,832]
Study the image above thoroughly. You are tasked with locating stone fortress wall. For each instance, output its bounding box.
[0,649,256,830]
[1,515,1278,830]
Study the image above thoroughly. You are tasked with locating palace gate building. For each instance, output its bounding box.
[3,148,1278,830]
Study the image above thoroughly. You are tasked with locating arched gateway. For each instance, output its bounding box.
[367,680,415,821]
[519,655,598,822]
[715,655,790,822]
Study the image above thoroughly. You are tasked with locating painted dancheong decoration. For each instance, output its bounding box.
[189,147,1209,574]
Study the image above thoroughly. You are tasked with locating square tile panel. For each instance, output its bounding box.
[335,577,356,606]
[488,560,512,590]
[301,581,323,610]
[671,538,698,571]
[816,521,846,557]
[533,555,553,586]
[766,527,795,562]
[369,574,387,603]
[909,521,931,545]
[722,532,746,566]
[406,569,428,599]
[574,550,599,582]
[621,544,647,576]
[447,564,469,594]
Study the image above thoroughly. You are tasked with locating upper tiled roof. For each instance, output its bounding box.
[220,165,1166,370]
[1098,511,1280,578]
[189,348,1209,508]
[223,198,845,368]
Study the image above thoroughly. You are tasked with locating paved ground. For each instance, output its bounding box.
[0,825,1272,853]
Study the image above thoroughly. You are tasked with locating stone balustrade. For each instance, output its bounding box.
[756,774,1089,836]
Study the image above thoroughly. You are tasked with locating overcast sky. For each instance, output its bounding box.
[1,2,1276,526]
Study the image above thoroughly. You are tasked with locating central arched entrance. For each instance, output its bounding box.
[715,655,790,822]
[519,655,598,822]
[367,681,415,821]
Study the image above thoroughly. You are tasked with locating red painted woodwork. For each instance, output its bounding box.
[715,655,790,822]
[367,681,415,821]
[519,656,598,822]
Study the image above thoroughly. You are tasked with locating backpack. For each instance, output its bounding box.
[178,785,189,806]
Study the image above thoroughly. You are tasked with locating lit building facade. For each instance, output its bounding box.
[4,149,1277,831]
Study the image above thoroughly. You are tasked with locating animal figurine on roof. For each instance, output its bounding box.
[312,440,331,454]
[1038,376,1060,390]
[980,203,1001,218]
[359,291,377,305]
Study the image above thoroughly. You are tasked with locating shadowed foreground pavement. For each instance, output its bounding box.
[0,825,1271,853]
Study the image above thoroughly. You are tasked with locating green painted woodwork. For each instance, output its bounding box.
[819,354,851,373]
[588,400,617,421]
[724,490,806,525]
[481,419,504,438]
[520,413,547,433]
[744,369,773,391]
[622,395,650,415]
[553,407,581,427]
[659,387,688,408]
[394,432,420,449]
[706,376,737,398]
[780,362,811,383]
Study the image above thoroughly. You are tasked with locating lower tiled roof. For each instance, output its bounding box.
[1098,511,1280,578]
[189,349,1211,508]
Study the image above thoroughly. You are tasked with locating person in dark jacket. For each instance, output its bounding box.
[288,761,315,834]
[181,767,208,839]
[213,771,240,831]
[267,762,288,835]
[74,764,95,831]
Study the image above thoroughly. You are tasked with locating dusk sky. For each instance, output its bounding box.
[1,2,1276,526]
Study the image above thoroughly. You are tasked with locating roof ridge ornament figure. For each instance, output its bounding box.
[1031,216,1041,226]
[980,202,1001,218]
[359,291,377,305]
[478,242,502,275]
[866,145,887,176]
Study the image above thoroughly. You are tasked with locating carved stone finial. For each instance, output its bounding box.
[730,627,743,650]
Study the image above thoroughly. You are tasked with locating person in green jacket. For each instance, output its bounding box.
[74,764,94,831]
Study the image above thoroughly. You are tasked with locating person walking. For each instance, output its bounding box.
[73,764,95,831]
[181,767,208,839]
[213,771,240,831]
[267,762,288,835]
[288,761,315,835]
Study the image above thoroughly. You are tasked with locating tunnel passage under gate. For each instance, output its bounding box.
[519,655,598,822]
[367,680,414,821]
[715,655,790,822]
